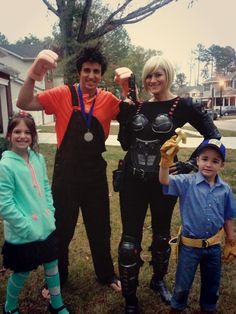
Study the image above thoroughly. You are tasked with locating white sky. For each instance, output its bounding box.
[0,0,235,83]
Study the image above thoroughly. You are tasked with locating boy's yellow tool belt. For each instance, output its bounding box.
[181,228,224,248]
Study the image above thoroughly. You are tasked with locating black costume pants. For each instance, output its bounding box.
[52,175,115,284]
[119,173,177,297]
[120,173,176,242]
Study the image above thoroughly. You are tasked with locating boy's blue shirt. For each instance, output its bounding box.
[163,171,236,239]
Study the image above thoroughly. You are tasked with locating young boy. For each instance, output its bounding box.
[159,138,236,314]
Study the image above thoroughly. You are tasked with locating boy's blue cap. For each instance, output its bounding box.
[197,139,226,161]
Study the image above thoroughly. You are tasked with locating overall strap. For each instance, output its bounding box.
[67,85,79,106]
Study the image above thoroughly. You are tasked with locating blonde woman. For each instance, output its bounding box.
[115,56,221,314]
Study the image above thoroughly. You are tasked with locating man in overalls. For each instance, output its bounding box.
[16,47,122,292]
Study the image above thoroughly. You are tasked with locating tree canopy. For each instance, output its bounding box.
[193,43,236,80]
[0,33,9,45]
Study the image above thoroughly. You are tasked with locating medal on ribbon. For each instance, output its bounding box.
[78,85,97,142]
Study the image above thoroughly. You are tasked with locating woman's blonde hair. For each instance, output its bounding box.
[142,56,175,92]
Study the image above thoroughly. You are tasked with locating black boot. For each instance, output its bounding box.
[150,276,172,304]
[119,236,142,314]
[118,236,143,297]
[149,235,172,304]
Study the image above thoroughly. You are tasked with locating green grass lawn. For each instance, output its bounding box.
[0,145,236,313]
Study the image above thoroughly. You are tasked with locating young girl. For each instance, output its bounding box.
[0,112,70,314]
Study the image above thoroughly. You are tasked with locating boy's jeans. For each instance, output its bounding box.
[171,244,221,311]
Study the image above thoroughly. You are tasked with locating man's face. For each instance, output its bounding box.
[79,62,102,94]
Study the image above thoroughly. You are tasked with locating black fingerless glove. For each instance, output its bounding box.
[174,159,198,174]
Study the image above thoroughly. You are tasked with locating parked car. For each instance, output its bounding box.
[205,109,218,120]
[221,106,236,116]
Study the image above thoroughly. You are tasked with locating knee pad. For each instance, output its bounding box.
[119,235,141,265]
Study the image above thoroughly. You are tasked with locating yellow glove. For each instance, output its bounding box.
[223,238,236,263]
[159,136,179,168]
[28,49,58,81]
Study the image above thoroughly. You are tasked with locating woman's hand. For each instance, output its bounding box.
[169,160,198,175]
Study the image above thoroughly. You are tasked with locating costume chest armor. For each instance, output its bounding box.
[128,98,179,177]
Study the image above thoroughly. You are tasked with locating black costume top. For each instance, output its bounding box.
[117,97,221,177]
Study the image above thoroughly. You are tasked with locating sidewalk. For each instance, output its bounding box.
[38,132,236,149]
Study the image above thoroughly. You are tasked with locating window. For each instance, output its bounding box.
[225,80,232,88]
[204,84,210,91]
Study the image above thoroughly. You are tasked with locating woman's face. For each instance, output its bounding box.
[145,67,168,96]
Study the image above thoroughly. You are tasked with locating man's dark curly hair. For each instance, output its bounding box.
[76,47,108,75]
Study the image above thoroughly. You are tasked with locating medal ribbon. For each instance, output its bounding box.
[78,84,97,131]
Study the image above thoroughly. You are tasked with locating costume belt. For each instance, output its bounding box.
[181,228,224,248]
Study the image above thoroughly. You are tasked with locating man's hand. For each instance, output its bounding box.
[223,238,236,263]
[28,49,58,81]
[114,67,133,97]
[160,136,179,168]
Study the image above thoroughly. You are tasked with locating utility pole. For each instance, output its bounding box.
[219,80,224,117]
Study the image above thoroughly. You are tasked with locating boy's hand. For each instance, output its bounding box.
[28,49,58,81]
[160,136,179,168]
[223,238,236,263]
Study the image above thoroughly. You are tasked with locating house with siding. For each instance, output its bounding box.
[0,44,63,135]
[175,73,236,115]
[202,72,236,110]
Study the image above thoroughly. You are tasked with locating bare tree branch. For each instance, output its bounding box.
[79,0,175,42]
[41,0,58,16]
[77,0,93,41]
[41,0,178,55]
[105,0,132,22]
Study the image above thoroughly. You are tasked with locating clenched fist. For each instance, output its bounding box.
[114,67,133,97]
[28,49,58,81]
[223,238,236,263]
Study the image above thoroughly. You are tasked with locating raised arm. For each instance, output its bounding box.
[16,49,58,111]
[159,136,180,185]
[114,67,133,98]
